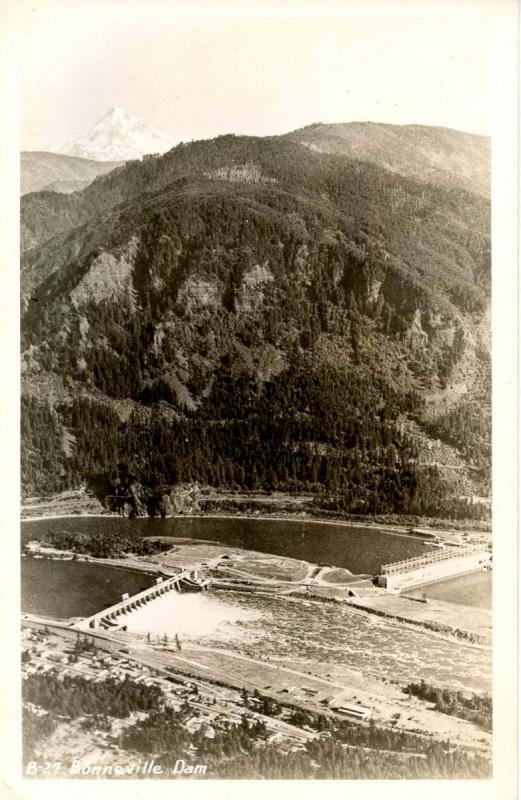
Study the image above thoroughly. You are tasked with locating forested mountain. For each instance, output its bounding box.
[21,129,491,519]
[21,152,122,196]
[285,123,490,198]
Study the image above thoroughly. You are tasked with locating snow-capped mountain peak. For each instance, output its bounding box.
[54,107,177,162]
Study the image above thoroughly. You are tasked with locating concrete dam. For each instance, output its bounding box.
[75,569,211,632]
[376,545,491,591]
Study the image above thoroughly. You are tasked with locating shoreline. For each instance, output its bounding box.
[21,512,119,523]
[20,509,478,543]
[22,554,491,651]
[22,546,173,578]
[22,532,492,649]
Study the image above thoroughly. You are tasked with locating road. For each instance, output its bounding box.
[22,617,316,744]
[22,615,489,752]
[22,616,365,728]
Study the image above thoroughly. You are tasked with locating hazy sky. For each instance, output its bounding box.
[19,2,492,151]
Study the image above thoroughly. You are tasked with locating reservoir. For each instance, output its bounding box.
[21,516,491,612]
[22,516,438,575]
[22,557,155,618]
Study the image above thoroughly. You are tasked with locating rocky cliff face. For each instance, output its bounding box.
[20,129,491,519]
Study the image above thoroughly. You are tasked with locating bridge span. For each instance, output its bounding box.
[75,569,211,632]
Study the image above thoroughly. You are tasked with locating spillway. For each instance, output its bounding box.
[74,569,211,631]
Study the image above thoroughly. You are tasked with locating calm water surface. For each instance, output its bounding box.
[21,516,436,574]
[407,571,492,608]
[22,557,154,618]
[21,516,491,614]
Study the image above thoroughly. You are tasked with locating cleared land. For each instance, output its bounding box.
[22,528,492,762]
[23,619,491,755]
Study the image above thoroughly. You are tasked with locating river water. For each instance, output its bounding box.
[21,516,491,616]
[20,517,492,693]
[21,516,439,574]
[406,571,492,609]
[21,557,155,618]
[20,557,492,694]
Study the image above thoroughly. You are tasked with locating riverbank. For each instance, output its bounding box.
[21,488,491,541]
[23,533,492,648]
[21,509,491,550]
[24,541,176,578]
[22,617,492,760]
[21,511,432,537]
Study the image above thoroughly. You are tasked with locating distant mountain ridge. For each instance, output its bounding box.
[20,122,490,255]
[21,128,491,519]
[21,151,123,195]
[284,122,490,198]
[53,106,177,162]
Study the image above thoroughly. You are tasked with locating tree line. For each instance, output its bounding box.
[405,679,492,731]
[22,669,490,780]
[21,137,490,519]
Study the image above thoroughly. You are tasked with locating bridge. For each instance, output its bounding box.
[74,569,211,632]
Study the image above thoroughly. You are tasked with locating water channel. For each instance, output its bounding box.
[21,516,491,615]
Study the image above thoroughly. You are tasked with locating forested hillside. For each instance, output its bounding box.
[21,151,122,196]
[21,130,491,519]
[285,122,490,198]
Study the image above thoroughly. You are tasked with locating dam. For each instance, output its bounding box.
[376,545,491,591]
[74,569,211,631]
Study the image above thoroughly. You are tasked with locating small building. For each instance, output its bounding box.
[332,702,372,720]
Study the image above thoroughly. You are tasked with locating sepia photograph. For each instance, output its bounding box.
[0,0,517,793]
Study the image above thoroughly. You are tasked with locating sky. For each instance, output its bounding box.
[19,2,493,151]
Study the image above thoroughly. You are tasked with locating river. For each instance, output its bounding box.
[406,571,492,609]
[21,516,491,614]
[21,557,155,618]
[22,516,440,574]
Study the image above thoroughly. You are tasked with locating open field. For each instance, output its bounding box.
[22,619,491,755]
